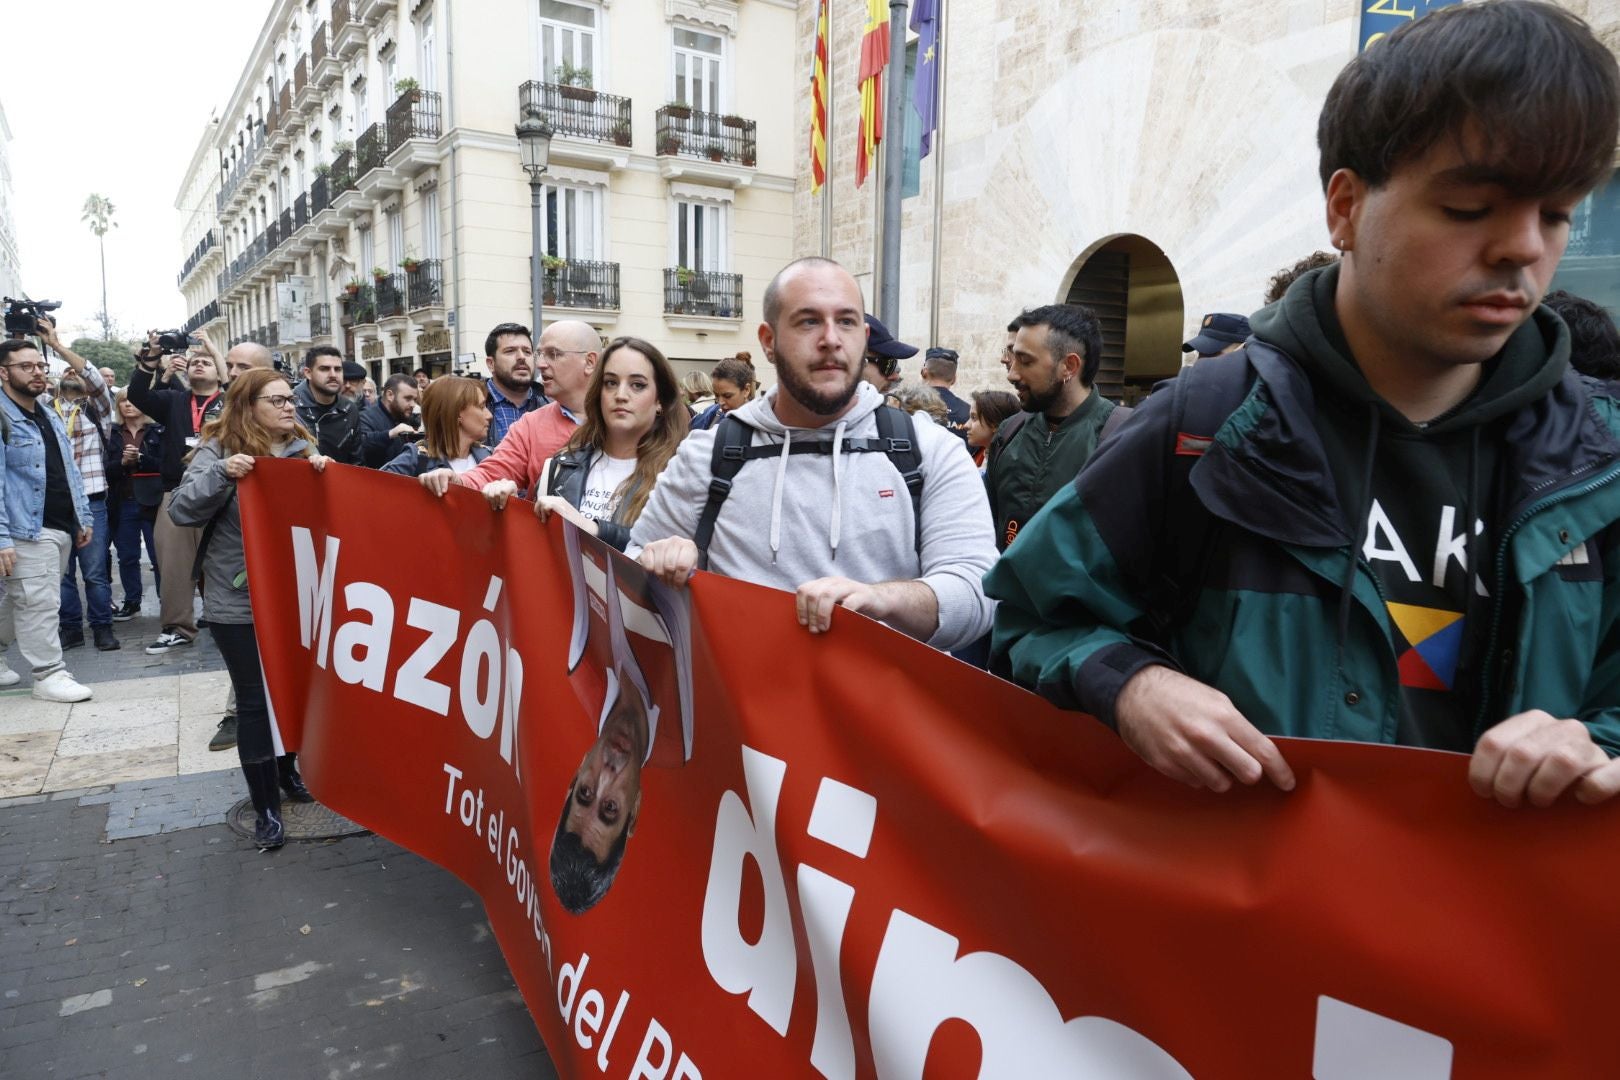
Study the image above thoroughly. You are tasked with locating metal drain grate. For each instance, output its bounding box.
[225,798,370,842]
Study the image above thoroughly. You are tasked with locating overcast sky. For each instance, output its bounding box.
[2,1,274,343]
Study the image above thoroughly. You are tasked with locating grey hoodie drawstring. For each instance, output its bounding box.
[829,419,848,559]
[768,429,793,563]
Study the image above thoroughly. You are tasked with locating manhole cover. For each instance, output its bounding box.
[226,798,370,842]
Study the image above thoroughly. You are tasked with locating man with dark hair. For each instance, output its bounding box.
[550,673,648,914]
[482,321,547,448]
[358,373,421,468]
[129,333,227,656]
[1543,290,1620,381]
[633,256,996,653]
[413,368,430,392]
[989,1,1620,808]
[921,347,971,443]
[984,303,1116,551]
[1263,251,1340,306]
[1,338,94,702]
[293,346,361,465]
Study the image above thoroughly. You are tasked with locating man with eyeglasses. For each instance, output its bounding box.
[128,333,227,658]
[482,321,548,449]
[420,320,599,500]
[0,338,95,702]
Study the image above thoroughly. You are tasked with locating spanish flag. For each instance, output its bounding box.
[810,0,830,193]
[856,0,890,188]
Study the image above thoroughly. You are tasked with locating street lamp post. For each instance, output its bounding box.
[515,108,554,340]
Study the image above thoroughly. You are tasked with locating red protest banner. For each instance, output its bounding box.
[241,459,1620,1079]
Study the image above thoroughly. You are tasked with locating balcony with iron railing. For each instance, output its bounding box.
[341,285,376,327]
[310,302,332,338]
[177,232,218,286]
[331,0,364,59]
[294,192,309,230]
[356,122,390,180]
[294,56,308,99]
[330,149,357,200]
[518,81,632,156]
[375,274,407,320]
[655,105,757,169]
[310,22,338,87]
[311,173,332,215]
[543,259,621,312]
[405,260,444,312]
[277,209,293,246]
[662,268,743,319]
[385,89,443,175]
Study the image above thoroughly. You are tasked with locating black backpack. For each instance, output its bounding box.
[693,405,924,568]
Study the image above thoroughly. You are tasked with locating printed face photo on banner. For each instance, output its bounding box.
[552,524,694,915]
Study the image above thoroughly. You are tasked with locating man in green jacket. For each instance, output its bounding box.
[987,0,1620,809]
[986,304,1116,551]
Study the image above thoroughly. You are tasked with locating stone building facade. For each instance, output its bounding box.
[794,0,1620,398]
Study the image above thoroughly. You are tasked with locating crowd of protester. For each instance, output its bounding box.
[7,1,1620,848]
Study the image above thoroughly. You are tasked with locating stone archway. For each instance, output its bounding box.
[1063,235,1184,403]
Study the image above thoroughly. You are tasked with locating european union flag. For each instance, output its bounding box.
[910,0,939,159]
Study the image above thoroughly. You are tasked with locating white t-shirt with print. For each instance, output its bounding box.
[578,453,636,523]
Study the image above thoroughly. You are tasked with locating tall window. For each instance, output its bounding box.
[539,0,598,83]
[388,207,404,268]
[422,189,441,261]
[418,12,437,93]
[295,153,306,197]
[353,83,369,133]
[673,199,726,272]
[360,226,374,275]
[544,185,602,261]
[382,52,397,99]
[672,27,722,113]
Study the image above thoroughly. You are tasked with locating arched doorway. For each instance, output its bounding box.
[1063,235,1184,403]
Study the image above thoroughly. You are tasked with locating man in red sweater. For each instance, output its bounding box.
[420,319,601,499]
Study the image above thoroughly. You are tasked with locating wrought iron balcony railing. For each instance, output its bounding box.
[310,302,332,338]
[341,285,375,326]
[375,274,406,319]
[294,192,309,230]
[311,23,329,67]
[277,209,293,245]
[543,259,621,311]
[654,105,756,166]
[311,173,331,214]
[662,268,742,317]
[331,0,353,38]
[406,259,444,310]
[518,81,632,147]
[294,57,308,97]
[387,89,443,148]
[357,122,389,177]
[331,150,356,196]
[177,232,217,286]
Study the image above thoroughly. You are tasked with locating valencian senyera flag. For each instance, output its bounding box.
[910,0,939,159]
[856,0,890,187]
[810,0,830,192]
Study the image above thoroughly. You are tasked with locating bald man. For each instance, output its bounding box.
[420,320,601,499]
[222,341,274,385]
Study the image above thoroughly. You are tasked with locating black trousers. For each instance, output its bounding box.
[209,621,276,765]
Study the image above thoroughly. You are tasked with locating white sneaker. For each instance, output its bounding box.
[0,656,19,688]
[31,670,92,703]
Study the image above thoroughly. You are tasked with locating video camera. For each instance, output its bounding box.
[155,330,197,354]
[4,297,63,337]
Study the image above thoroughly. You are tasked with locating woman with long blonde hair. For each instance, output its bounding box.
[529,336,689,550]
[169,368,329,850]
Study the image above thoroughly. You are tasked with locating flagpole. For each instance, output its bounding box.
[878,0,909,328]
[820,0,834,259]
[928,0,947,345]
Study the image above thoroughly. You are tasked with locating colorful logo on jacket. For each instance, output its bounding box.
[1387,602,1464,691]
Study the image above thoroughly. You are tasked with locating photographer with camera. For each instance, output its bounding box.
[37,317,120,653]
[358,373,421,468]
[0,337,95,702]
[127,331,226,657]
[293,346,362,464]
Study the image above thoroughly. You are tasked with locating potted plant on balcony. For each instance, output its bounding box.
[663,99,693,121]
[556,62,597,103]
[609,120,631,147]
[315,162,332,177]
[542,254,566,304]
[344,277,363,296]
[393,76,421,103]
[399,250,422,274]
[704,141,726,162]
[656,132,681,156]
[721,114,746,129]
[332,139,353,155]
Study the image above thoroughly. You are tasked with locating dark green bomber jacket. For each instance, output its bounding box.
[985,339,1620,756]
[985,389,1116,551]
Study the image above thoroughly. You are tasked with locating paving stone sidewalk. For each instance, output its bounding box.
[0,771,555,1079]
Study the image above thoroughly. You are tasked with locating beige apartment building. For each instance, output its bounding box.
[176,0,798,385]
[797,0,1620,400]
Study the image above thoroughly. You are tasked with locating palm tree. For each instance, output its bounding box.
[81,194,117,340]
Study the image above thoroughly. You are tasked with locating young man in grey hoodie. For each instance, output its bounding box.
[633,257,997,652]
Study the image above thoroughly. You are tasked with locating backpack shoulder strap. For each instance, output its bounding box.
[872,405,925,554]
[985,409,1030,474]
[693,415,754,568]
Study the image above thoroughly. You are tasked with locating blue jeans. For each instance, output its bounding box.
[112,496,159,606]
[59,496,112,631]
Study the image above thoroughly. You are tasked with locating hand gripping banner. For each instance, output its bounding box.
[241,460,1620,1079]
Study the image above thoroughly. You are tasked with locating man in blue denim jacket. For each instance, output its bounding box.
[1,338,94,702]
